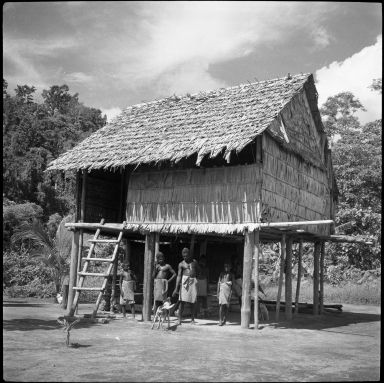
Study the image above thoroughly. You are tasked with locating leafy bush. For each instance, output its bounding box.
[3,248,56,298]
[4,279,56,298]
[3,201,44,245]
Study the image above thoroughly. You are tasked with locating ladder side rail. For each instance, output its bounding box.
[92,231,124,317]
[72,219,105,312]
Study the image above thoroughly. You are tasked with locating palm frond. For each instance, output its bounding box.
[12,219,55,256]
[56,214,74,260]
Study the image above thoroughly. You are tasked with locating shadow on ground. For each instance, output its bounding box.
[3,301,49,308]
[3,318,101,332]
[267,311,380,332]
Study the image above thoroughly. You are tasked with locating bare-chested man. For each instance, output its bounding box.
[172,247,200,325]
[152,252,176,314]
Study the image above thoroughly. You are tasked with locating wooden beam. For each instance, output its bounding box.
[285,237,293,321]
[328,235,374,245]
[66,230,79,316]
[257,220,334,228]
[275,234,286,322]
[65,222,124,231]
[142,232,156,321]
[319,241,325,314]
[313,241,321,315]
[253,229,260,330]
[241,230,254,329]
[294,240,303,315]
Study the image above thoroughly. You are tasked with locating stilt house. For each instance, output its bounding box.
[47,73,341,328]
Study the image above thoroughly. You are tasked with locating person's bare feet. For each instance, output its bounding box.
[190,319,196,325]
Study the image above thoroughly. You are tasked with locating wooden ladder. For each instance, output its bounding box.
[72,219,124,318]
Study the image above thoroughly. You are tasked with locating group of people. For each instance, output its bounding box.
[118,247,249,326]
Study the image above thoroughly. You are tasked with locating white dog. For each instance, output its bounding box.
[56,293,63,304]
[151,298,175,330]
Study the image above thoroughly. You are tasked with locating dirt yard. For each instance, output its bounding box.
[3,298,380,382]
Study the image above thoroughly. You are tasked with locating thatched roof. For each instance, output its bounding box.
[47,73,319,171]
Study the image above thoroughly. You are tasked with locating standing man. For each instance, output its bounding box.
[152,252,176,314]
[172,247,200,325]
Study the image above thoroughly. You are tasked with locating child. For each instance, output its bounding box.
[217,262,234,326]
[119,263,137,319]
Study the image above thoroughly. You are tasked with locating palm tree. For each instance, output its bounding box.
[12,215,74,295]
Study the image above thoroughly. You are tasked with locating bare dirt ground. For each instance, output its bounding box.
[3,297,380,382]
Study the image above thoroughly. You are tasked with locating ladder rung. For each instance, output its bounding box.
[83,257,114,262]
[88,239,120,243]
[73,287,104,291]
[78,272,110,277]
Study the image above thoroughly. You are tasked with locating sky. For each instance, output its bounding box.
[3,1,382,124]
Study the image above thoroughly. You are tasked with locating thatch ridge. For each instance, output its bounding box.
[47,73,314,171]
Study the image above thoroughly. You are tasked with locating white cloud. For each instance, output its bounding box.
[316,35,382,124]
[101,107,122,123]
[3,36,79,91]
[108,2,335,97]
[311,26,332,49]
[64,72,94,84]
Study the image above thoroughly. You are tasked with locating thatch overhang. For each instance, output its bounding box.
[46,73,325,172]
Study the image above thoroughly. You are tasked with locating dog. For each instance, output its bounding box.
[151,298,175,330]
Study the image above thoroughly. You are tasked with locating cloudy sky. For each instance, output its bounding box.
[3,1,382,123]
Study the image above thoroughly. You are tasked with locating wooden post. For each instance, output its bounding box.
[199,239,208,257]
[190,234,196,258]
[155,232,160,255]
[294,240,303,314]
[66,230,79,316]
[275,234,286,322]
[313,241,320,315]
[124,239,131,264]
[142,232,156,321]
[319,241,325,314]
[241,230,254,329]
[110,254,119,313]
[76,171,87,285]
[253,229,260,330]
[285,237,293,320]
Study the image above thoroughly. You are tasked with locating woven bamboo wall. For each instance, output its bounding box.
[262,133,331,236]
[85,171,121,223]
[268,90,326,169]
[126,164,263,225]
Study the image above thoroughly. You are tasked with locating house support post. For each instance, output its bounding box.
[241,229,254,328]
[143,232,156,321]
[66,230,79,317]
[199,239,208,257]
[76,170,87,313]
[319,241,325,314]
[110,253,119,314]
[285,237,293,320]
[190,234,196,258]
[294,240,303,314]
[313,241,321,315]
[124,239,131,264]
[154,233,160,255]
[253,229,260,330]
[276,233,286,322]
